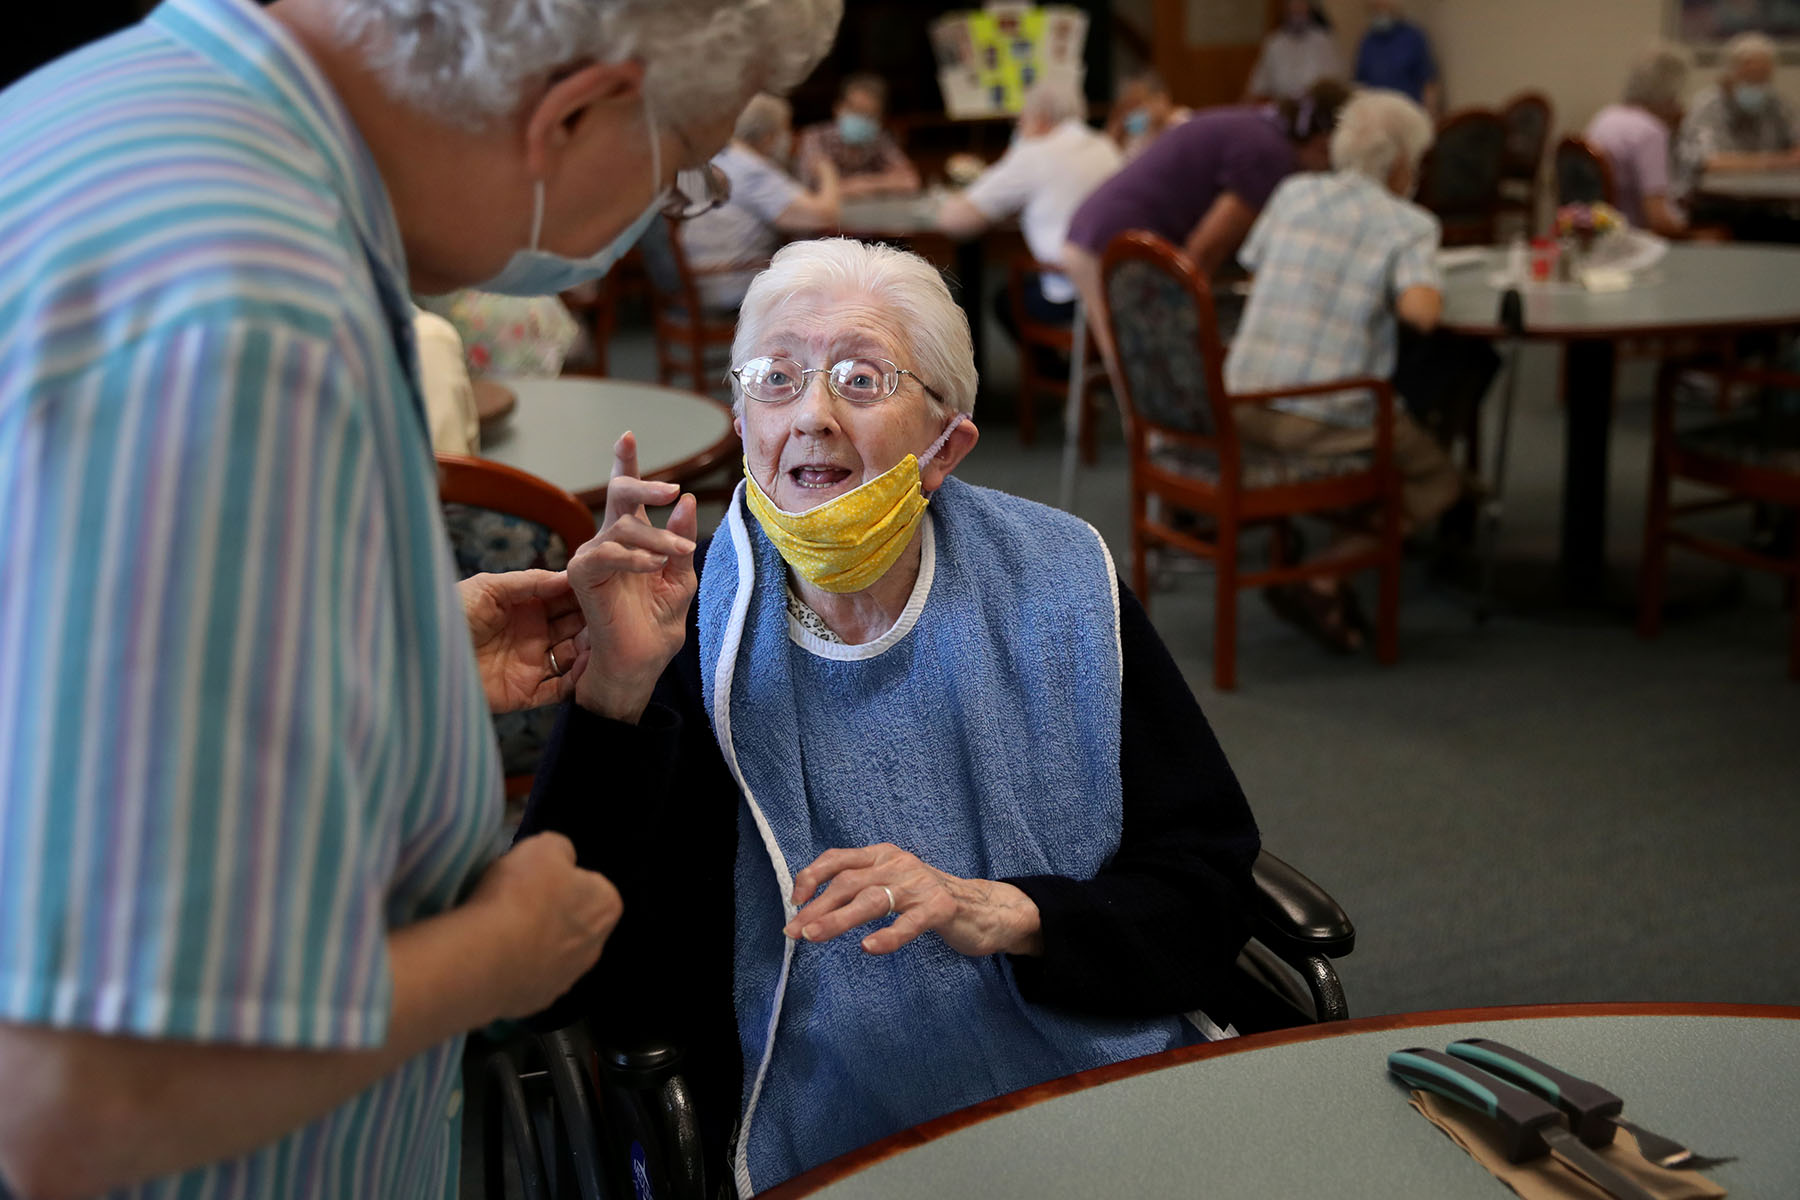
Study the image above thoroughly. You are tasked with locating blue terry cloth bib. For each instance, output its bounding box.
[699,476,1194,1196]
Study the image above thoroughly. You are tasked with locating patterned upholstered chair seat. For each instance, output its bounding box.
[1150,440,1372,489]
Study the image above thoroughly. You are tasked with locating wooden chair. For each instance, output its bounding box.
[1639,364,1800,679]
[437,454,599,797]
[1006,256,1104,461]
[635,218,767,399]
[1417,109,1509,246]
[1553,135,1617,207]
[1100,231,1405,691]
[1497,91,1553,228]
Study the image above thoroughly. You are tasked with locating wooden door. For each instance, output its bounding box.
[1151,0,1283,109]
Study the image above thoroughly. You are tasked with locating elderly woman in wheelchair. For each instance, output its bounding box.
[519,238,1279,1195]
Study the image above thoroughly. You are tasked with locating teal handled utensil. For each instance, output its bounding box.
[1447,1038,1734,1170]
[1388,1047,1658,1200]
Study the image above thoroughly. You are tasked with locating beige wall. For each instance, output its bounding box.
[1409,0,1800,137]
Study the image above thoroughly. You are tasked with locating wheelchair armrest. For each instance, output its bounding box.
[1250,850,1356,961]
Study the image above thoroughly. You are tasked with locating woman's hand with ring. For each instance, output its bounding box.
[783,843,1044,958]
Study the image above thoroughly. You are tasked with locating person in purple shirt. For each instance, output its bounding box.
[1585,46,1690,237]
[1062,80,1348,375]
[1354,0,1440,113]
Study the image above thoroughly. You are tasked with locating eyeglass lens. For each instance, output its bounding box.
[736,357,900,404]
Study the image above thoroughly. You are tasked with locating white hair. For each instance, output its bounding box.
[1623,45,1689,112]
[1329,88,1435,183]
[334,0,842,130]
[734,93,792,146]
[731,239,977,417]
[1020,81,1086,128]
[1725,31,1777,71]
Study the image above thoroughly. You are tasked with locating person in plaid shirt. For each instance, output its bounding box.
[1226,89,1464,654]
[795,73,921,196]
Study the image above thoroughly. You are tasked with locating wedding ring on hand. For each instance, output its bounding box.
[880,885,896,918]
[548,647,563,676]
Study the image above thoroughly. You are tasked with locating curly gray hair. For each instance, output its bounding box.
[1623,45,1688,114]
[335,0,842,130]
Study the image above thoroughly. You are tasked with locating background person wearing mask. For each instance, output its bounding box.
[796,72,922,197]
[1675,31,1799,195]
[1245,0,1343,104]
[0,0,839,1197]
[1586,46,1693,237]
[937,81,1123,353]
[1107,69,1192,158]
[1354,0,1441,114]
[683,93,844,311]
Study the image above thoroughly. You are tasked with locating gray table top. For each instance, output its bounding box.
[478,376,733,504]
[785,1007,1800,1200]
[838,194,950,237]
[1438,242,1800,339]
[1697,168,1800,202]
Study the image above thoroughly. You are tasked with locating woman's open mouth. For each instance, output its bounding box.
[790,465,854,490]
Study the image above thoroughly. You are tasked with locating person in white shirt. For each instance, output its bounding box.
[1246,0,1344,103]
[938,81,1123,341]
[680,93,842,310]
[413,308,481,455]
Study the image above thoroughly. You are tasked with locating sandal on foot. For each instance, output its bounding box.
[1263,582,1366,655]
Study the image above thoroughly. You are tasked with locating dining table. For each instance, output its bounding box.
[1695,167,1800,204]
[762,1002,1800,1200]
[1436,242,1800,602]
[478,376,736,508]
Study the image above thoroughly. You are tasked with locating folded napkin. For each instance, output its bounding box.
[1409,1091,1727,1199]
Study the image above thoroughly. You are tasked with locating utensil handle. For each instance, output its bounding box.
[1448,1038,1622,1147]
[1388,1047,1562,1163]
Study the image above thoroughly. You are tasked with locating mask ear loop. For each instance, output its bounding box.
[529,97,664,255]
[920,411,967,472]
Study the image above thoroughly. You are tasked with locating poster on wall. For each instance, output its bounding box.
[1667,0,1800,44]
[930,3,1088,118]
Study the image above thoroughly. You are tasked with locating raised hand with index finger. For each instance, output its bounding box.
[567,432,700,724]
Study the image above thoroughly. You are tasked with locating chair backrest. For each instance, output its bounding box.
[1099,231,1231,443]
[1553,136,1617,207]
[1418,109,1509,220]
[437,454,597,572]
[1500,91,1553,180]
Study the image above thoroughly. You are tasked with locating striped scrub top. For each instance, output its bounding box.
[0,0,503,1195]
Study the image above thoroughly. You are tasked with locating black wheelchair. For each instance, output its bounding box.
[466,849,1353,1200]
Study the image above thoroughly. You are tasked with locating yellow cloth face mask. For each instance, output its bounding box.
[743,415,965,594]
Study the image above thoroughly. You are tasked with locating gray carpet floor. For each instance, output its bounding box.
[607,311,1800,1018]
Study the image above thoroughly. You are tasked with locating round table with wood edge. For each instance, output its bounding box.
[477,376,737,510]
[762,1001,1800,1200]
[1437,243,1800,603]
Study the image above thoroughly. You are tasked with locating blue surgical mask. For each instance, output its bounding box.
[837,111,880,146]
[1733,83,1770,114]
[478,102,665,296]
[1123,108,1151,138]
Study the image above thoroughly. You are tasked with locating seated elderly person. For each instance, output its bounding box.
[937,81,1121,354]
[796,72,922,197]
[1586,47,1692,237]
[683,93,842,310]
[1107,69,1192,158]
[1675,31,1800,206]
[1225,90,1463,653]
[521,238,1262,1192]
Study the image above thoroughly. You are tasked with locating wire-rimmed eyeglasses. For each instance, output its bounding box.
[661,163,730,221]
[729,356,948,406]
